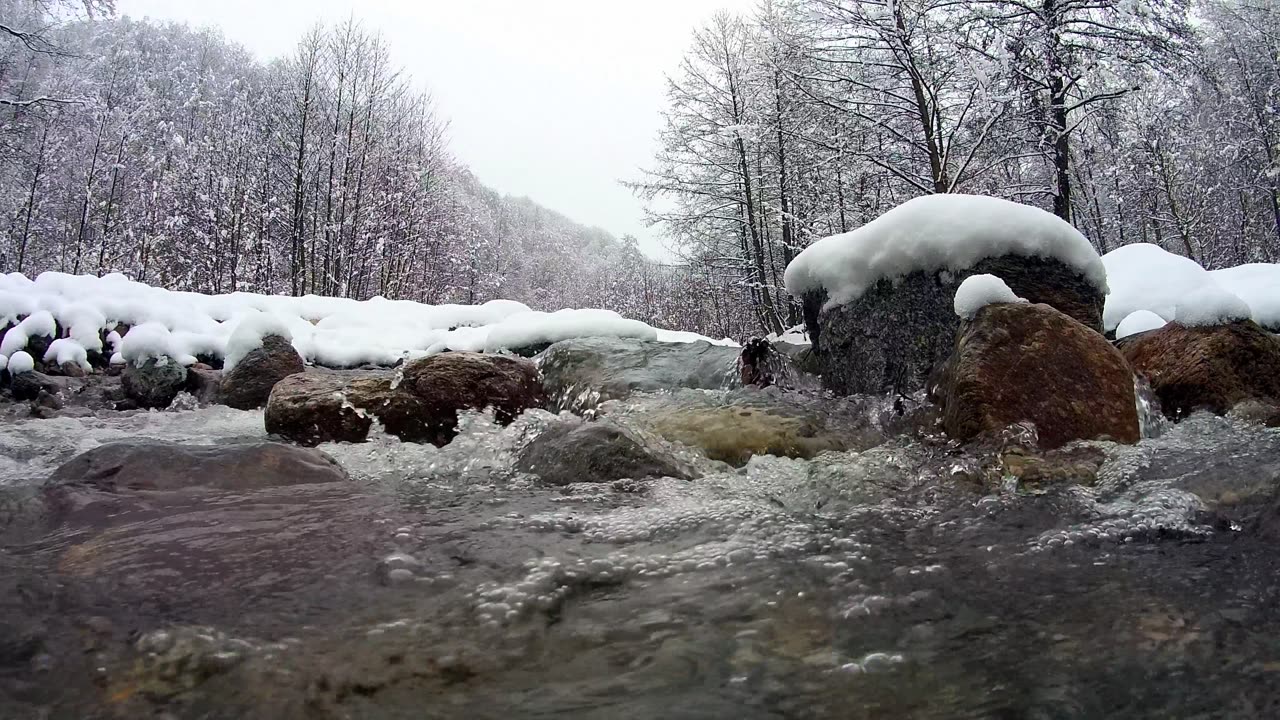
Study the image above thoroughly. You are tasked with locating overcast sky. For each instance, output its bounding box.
[114,0,750,259]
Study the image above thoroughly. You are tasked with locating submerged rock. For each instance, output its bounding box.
[939,302,1140,449]
[220,334,304,409]
[538,337,740,412]
[122,357,188,408]
[1120,320,1280,420]
[803,255,1104,396]
[266,353,544,446]
[516,419,698,485]
[47,440,349,493]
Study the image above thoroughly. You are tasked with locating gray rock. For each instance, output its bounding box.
[802,255,1104,396]
[185,363,223,405]
[10,371,75,401]
[220,335,305,409]
[47,440,349,493]
[121,357,188,408]
[538,337,741,412]
[516,419,698,485]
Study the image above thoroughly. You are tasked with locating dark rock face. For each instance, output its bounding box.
[122,358,188,408]
[516,420,697,485]
[1120,320,1280,421]
[940,302,1140,449]
[47,440,349,493]
[265,353,545,446]
[803,255,1105,396]
[10,371,73,401]
[539,337,741,412]
[220,335,305,409]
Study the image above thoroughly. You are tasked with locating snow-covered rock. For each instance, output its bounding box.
[953,274,1026,320]
[42,338,92,373]
[784,194,1107,307]
[0,272,720,370]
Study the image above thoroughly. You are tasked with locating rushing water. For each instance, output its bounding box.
[1,392,1278,719]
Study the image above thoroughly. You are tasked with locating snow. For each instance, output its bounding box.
[953,274,1026,320]
[766,324,810,346]
[0,271,722,369]
[1209,264,1280,329]
[783,194,1107,307]
[1115,310,1167,339]
[42,338,91,371]
[8,351,34,375]
[654,329,740,347]
[483,309,658,352]
[1102,244,1251,331]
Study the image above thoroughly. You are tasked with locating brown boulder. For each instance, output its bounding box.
[264,353,545,446]
[940,302,1140,449]
[386,352,546,444]
[264,370,387,445]
[220,335,305,409]
[1119,320,1280,421]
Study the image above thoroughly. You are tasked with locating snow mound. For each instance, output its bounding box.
[766,324,810,346]
[1115,310,1167,339]
[953,274,1026,320]
[784,195,1107,307]
[223,312,295,372]
[8,351,34,375]
[43,338,91,371]
[0,272,722,368]
[1209,264,1280,329]
[1102,244,1252,331]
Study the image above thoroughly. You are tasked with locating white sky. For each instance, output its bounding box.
[115,0,751,259]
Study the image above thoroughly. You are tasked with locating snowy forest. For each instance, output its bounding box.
[1,0,1279,341]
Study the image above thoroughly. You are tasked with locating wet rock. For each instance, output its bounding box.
[220,335,305,410]
[1121,320,1280,420]
[10,370,72,401]
[940,302,1140,449]
[46,360,87,378]
[379,352,545,445]
[266,353,543,446]
[516,419,698,485]
[118,626,252,701]
[47,440,349,493]
[646,404,849,467]
[265,370,385,445]
[0,620,44,668]
[1000,445,1107,488]
[539,337,740,411]
[122,357,188,408]
[803,255,1104,396]
[738,338,815,389]
[185,363,223,405]
[1229,399,1280,428]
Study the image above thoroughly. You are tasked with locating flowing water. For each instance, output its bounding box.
[0,391,1278,719]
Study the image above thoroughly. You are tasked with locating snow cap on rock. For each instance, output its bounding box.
[953,274,1027,320]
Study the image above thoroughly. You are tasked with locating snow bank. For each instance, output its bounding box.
[0,272,722,368]
[654,329,740,346]
[1102,244,1252,331]
[766,325,810,346]
[1209,264,1280,329]
[483,309,657,352]
[8,351,33,375]
[953,274,1026,320]
[784,195,1107,307]
[1115,310,1167,339]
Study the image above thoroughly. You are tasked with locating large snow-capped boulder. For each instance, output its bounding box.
[1103,243,1253,333]
[1119,320,1280,420]
[516,419,699,485]
[220,334,305,409]
[785,196,1107,396]
[938,302,1140,449]
[266,353,545,446]
[538,337,743,412]
[121,357,188,408]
